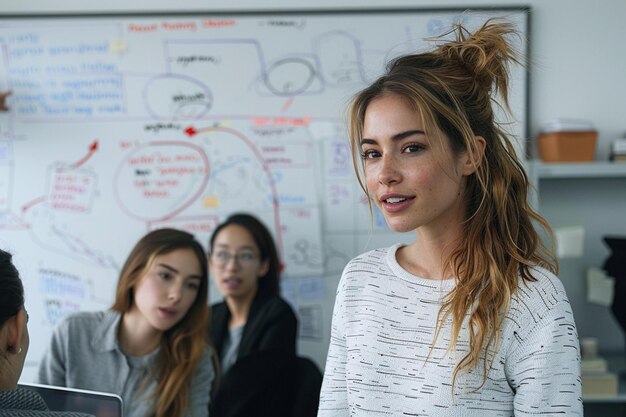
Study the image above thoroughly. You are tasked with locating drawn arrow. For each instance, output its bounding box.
[72,140,99,168]
[185,125,284,255]
[23,140,98,213]
[21,195,47,213]
[184,126,197,137]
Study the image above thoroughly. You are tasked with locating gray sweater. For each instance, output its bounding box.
[37,310,213,417]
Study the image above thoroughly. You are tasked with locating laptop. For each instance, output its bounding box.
[17,382,123,417]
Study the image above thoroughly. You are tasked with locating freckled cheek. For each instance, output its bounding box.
[412,170,438,189]
[364,167,380,189]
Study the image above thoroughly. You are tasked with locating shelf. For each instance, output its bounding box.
[526,161,626,209]
[527,161,626,179]
[584,394,626,404]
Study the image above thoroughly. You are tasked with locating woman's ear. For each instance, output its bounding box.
[461,136,486,176]
[5,309,26,354]
[258,259,270,279]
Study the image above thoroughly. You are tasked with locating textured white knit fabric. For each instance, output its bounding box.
[318,244,582,416]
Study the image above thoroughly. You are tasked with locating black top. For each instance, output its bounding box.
[209,290,300,417]
[210,290,297,362]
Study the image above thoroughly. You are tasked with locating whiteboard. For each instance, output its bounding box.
[0,8,529,380]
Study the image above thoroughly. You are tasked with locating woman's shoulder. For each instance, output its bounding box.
[514,266,570,306]
[210,300,228,314]
[256,294,297,321]
[57,310,111,330]
[344,244,398,272]
[507,266,574,332]
[338,245,400,287]
[54,310,119,346]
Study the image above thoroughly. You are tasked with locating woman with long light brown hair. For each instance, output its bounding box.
[39,228,215,417]
[318,20,582,416]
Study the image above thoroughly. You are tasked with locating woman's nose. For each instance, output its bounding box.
[224,255,239,270]
[169,284,182,302]
[377,155,400,185]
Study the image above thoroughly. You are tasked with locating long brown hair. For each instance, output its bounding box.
[112,228,211,417]
[348,20,557,387]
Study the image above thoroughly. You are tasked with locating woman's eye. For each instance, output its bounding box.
[360,149,380,159]
[158,271,172,280]
[239,252,255,261]
[402,143,425,153]
[186,281,200,290]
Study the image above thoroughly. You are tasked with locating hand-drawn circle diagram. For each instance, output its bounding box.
[114,141,210,222]
[264,57,317,96]
[143,74,213,119]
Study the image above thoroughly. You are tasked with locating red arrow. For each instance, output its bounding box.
[184,126,197,137]
[21,195,47,213]
[72,140,99,168]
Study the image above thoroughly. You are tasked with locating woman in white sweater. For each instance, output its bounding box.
[318,20,582,416]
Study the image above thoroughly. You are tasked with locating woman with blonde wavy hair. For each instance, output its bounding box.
[318,19,582,416]
[39,228,215,417]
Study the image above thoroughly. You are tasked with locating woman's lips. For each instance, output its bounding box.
[158,307,177,319]
[380,195,415,213]
[223,278,242,290]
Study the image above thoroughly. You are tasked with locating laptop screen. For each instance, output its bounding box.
[18,382,123,417]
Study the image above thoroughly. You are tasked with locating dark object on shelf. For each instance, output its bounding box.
[605,237,626,338]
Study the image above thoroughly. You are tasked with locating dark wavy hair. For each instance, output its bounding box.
[0,250,23,329]
[209,213,281,296]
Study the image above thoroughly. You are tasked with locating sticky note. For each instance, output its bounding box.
[203,196,219,207]
[110,39,128,54]
[587,267,613,306]
[555,226,585,258]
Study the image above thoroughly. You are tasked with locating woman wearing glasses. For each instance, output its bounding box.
[208,213,298,417]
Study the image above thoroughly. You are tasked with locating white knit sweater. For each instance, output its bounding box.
[318,244,582,416]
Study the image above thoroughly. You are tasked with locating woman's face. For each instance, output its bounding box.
[131,248,202,333]
[360,93,473,235]
[0,308,29,390]
[210,224,269,304]
[16,310,29,386]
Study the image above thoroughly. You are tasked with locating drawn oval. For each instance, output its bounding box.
[315,32,363,86]
[144,74,213,119]
[265,58,316,96]
[114,141,209,221]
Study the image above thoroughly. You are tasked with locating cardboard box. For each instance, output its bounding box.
[538,131,597,162]
[582,372,619,398]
